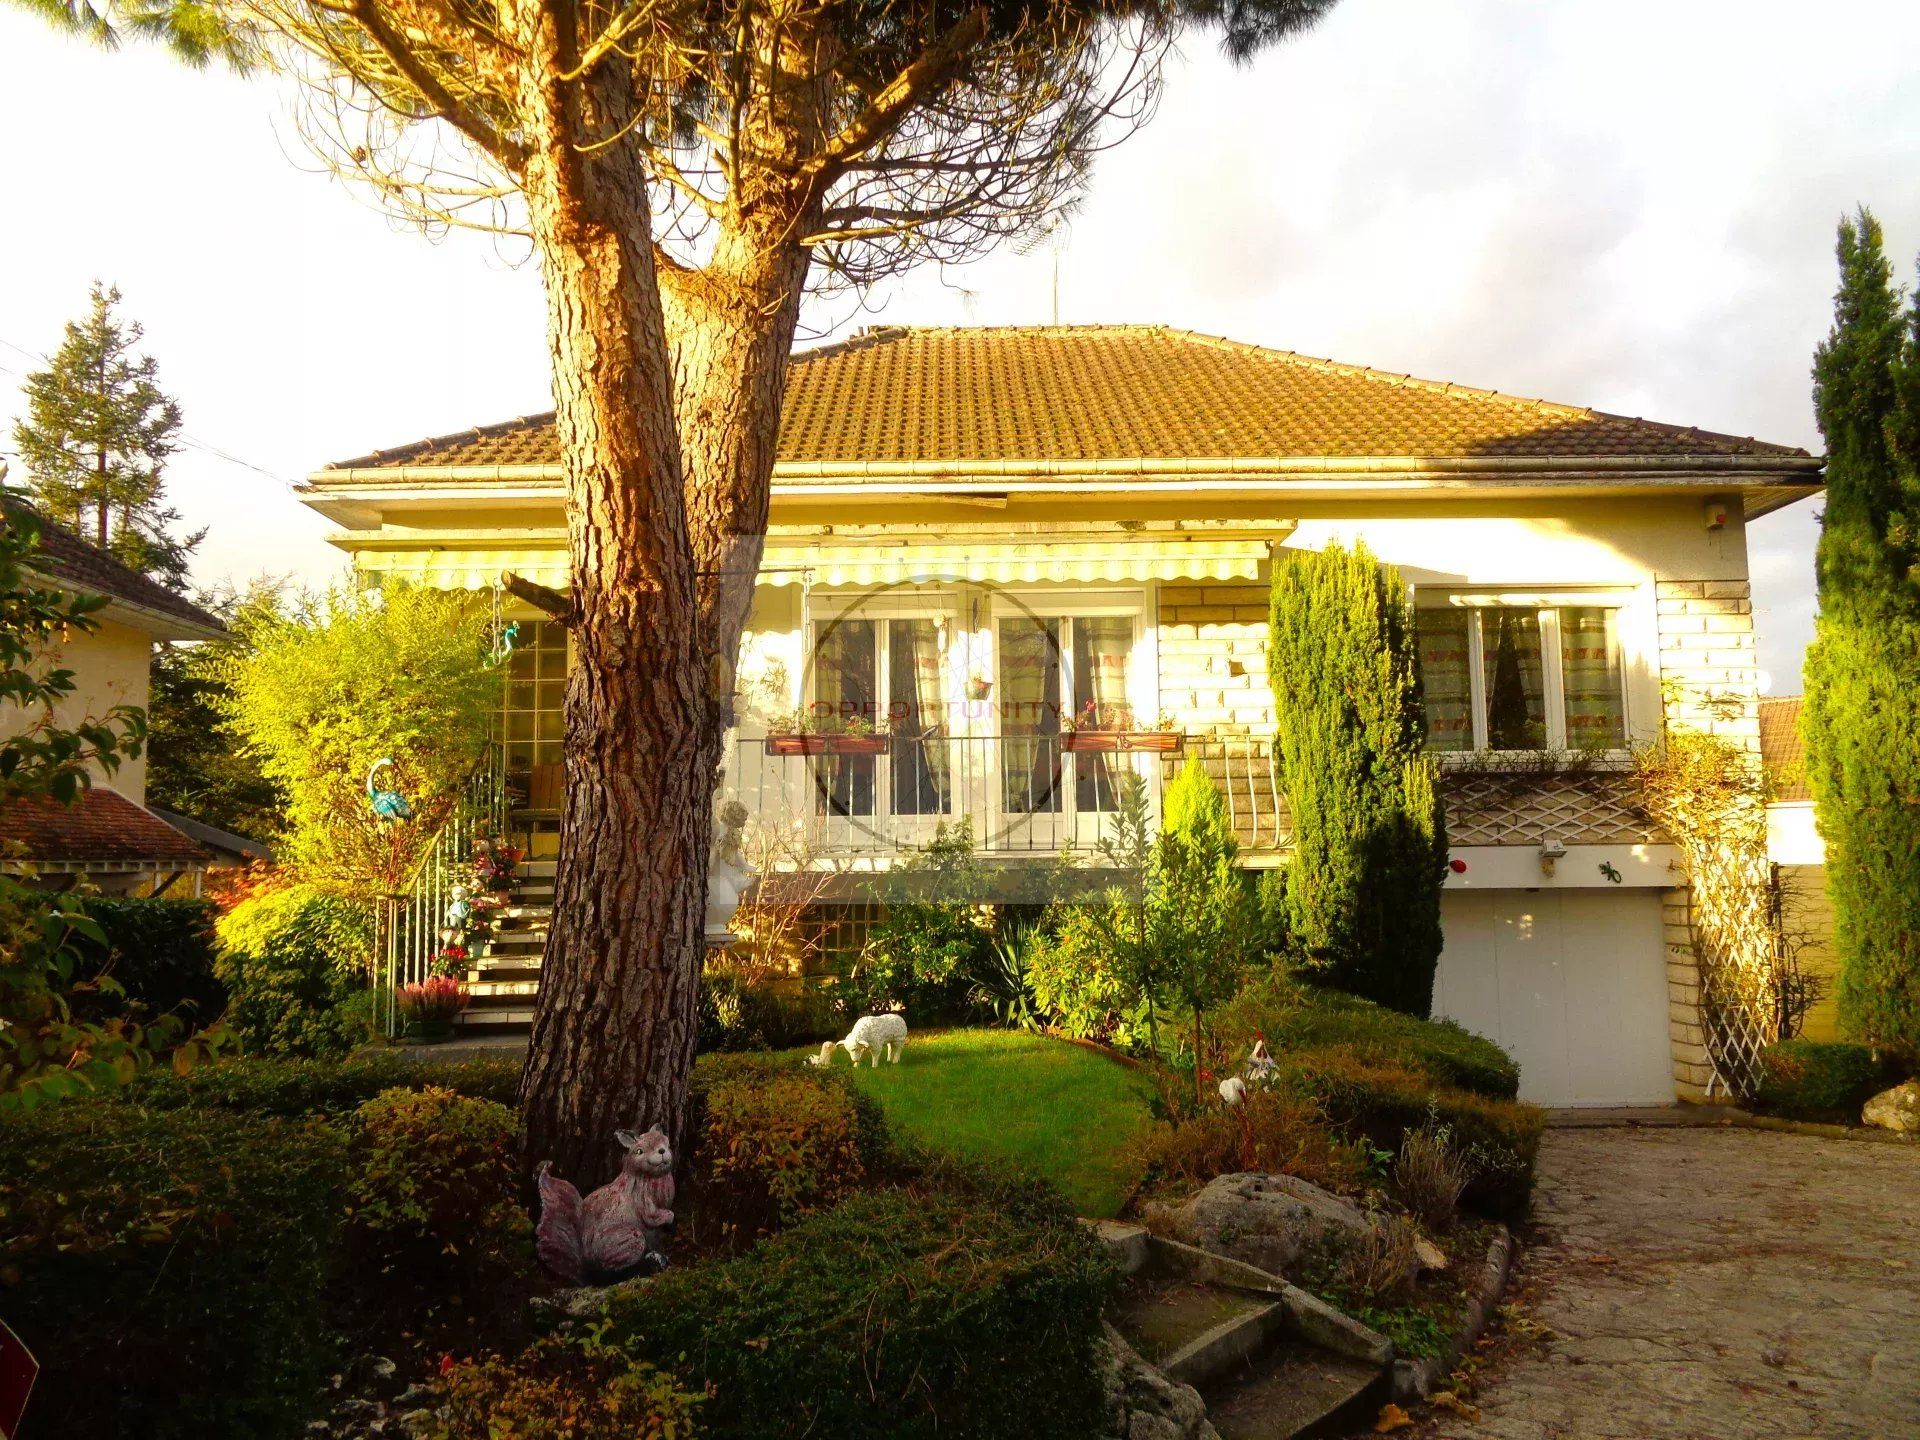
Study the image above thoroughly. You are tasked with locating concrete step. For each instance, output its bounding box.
[456,1007,537,1030]
[1199,1342,1386,1440]
[469,977,541,999]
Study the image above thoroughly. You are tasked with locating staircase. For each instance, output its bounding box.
[458,854,554,1032]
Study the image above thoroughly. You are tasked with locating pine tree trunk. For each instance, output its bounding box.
[512,52,712,1191]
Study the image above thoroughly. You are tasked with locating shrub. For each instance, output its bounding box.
[693,1072,869,1242]
[69,896,225,1024]
[1751,1039,1891,1121]
[0,1102,346,1439]
[1211,975,1521,1100]
[397,974,469,1032]
[696,963,838,1053]
[1282,1047,1543,1216]
[1392,1121,1473,1230]
[1268,541,1447,1016]
[1024,903,1153,1050]
[847,821,994,1023]
[1337,1212,1419,1303]
[602,1187,1114,1440]
[428,1339,705,1440]
[1126,1085,1366,1194]
[128,1052,524,1116]
[214,883,376,1057]
[346,1086,531,1285]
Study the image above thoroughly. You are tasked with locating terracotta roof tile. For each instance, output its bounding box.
[5,497,224,635]
[0,789,212,867]
[1760,696,1811,802]
[322,325,1813,474]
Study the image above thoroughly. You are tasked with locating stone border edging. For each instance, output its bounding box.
[1717,1108,1915,1145]
[1389,1225,1513,1403]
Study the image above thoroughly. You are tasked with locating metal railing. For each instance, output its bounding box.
[379,755,509,1035]
[724,730,1286,860]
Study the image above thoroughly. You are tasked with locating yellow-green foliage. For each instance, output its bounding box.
[214,883,375,1057]
[347,1086,531,1282]
[209,583,499,897]
[696,1072,868,1241]
[429,1339,706,1440]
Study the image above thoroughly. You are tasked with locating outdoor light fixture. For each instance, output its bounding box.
[1537,836,1568,877]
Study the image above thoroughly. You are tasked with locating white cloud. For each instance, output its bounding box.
[6,0,1918,687]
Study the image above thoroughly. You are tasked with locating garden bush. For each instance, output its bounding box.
[128,1051,524,1116]
[69,895,225,1023]
[215,883,376,1057]
[601,1186,1114,1440]
[1281,1047,1544,1216]
[428,1339,705,1440]
[1751,1038,1891,1121]
[693,1071,870,1242]
[1210,975,1521,1100]
[696,962,839,1053]
[1126,1084,1367,1195]
[0,1102,347,1440]
[1024,901,1154,1049]
[346,1086,531,1285]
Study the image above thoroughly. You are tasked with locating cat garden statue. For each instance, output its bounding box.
[810,1013,908,1068]
[535,1126,675,1285]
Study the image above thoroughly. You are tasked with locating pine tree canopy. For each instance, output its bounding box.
[11,283,203,593]
[1802,207,1920,1059]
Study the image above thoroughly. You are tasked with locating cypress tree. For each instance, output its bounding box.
[1268,541,1448,1016]
[1802,209,1920,1059]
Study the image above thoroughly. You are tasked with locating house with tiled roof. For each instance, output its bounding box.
[302,324,1825,1105]
[2,496,225,890]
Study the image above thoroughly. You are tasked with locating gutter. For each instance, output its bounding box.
[306,452,1823,488]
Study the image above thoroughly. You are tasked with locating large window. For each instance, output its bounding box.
[502,619,568,783]
[810,615,951,818]
[997,612,1136,814]
[1415,602,1626,753]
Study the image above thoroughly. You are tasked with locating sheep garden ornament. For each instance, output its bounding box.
[810,1013,908,1068]
[535,1127,675,1285]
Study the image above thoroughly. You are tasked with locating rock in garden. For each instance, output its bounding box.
[1096,1322,1221,1440]
[1862,1080,1920,1133]
[1413,1236,1449,1272]
[1142,1173,1374,1279]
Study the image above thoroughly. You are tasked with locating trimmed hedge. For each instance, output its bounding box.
[602,1185,1114,1440]
[70,896,225,1024]
[0,1103,347,1440]
[1280,1046,1544,1216]
[1751,1039,1891,1122]
[697,964,840,1053]
[1210,976,1521,1100]
[215,884,375,1057]
[127,1052,524,1116]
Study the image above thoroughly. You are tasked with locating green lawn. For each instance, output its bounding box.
[818,1029,1157,1218]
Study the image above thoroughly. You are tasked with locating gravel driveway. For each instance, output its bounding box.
[1429,1125,1920,1440]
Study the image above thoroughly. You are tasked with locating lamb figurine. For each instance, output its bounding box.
[535,1126,675,1285]
[810,1012,908,1068]
[1218,1040,1279,1106]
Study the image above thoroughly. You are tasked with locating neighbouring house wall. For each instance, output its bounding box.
[0,616,153,803]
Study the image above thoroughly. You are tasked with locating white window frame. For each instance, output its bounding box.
[1416,589,1632,758]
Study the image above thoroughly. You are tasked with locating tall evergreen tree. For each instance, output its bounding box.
[12,284,203,592]
[1802,208,1920,1059]
[1269,541,1448,1016]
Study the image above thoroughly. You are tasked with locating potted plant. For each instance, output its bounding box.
[397,974,468,1042]
[1061,702,1185,753]
[823,715,890,756]
[764,706,829,756]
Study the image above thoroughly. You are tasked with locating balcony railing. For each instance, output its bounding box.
[725,730,1286,860]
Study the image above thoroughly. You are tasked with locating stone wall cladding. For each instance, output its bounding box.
[1656,578,1761,1103]
[1655,580,1762,752]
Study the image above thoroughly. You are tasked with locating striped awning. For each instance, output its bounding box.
[350,537,1270,591]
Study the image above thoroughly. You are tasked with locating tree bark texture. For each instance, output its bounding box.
[513,30,713,1190]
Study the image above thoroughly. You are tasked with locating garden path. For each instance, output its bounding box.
[1423,1126,1919,1440]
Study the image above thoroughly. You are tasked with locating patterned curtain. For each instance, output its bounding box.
[1558,607,1626,750]
[1482,609,1546,749]
[998,617,1062,813]
[890,619,950,814]
[1414,609,1474,751]
[1074,616,1133,810]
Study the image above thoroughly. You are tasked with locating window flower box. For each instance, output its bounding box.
[1062,730,1184,754]
[764,733,890,757]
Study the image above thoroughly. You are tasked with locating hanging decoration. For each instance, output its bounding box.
[366,758,414,822]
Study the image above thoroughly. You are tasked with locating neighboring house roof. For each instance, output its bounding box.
[147,805,274,865]
[1760,696,1812,802]
[0,789,212,869]
[5,495,225,641]
[318,325,1819,477]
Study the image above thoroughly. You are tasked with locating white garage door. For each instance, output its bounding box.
[1434,890,1674,1107]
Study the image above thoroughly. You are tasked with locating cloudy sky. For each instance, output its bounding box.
[4,1,1918,690]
